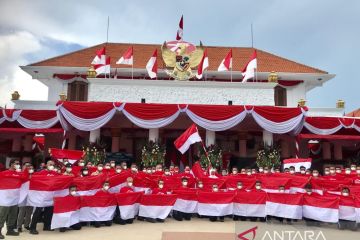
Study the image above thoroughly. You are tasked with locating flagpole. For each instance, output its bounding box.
[105,16,110,79]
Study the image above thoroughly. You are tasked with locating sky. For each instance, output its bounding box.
[0,0,359,112]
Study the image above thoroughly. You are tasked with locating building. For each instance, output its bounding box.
[1,41,359,168]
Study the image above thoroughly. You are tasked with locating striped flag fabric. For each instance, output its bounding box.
[218,49,232,72]
[302,194,339,223]
[266,193,303,219]
[72,174,106,196]
[79,195,117,222]
[174,124,202,154]
[116,192,143,220]
[172,190,198,214]
[51,195,81,229]
[138,194,177,219]
[176,15,183,40]
[283,158,312,172]
[241,50,257,82]
[233,191,266,218]
[196,49,209,79]
[198,192,234,216]
[91,47,106,65]
[0,175,25,206]
[338,195,356,221]
[94,56,110,76]
[146,49,158,79]
[116,47,133,65]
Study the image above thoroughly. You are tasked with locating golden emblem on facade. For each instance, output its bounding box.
[161,41,204,80]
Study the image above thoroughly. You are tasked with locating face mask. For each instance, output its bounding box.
[345,170,351,174]
[357,170,360,174]
[14,164,21,169]
[83,171,88,175]
[165,172,170,176]
[306,191,312,195]
[131,167,137,172]
[290,170,295,174]
[213,188,219,192]
[185,170,190,173]
[105,166,110,170]
[247,172,251,176]
[279,190,285,193]
[116,169,121,173]
[158,169,163,172]
[255,185,261,190]
[159,184,164,189]
[98,167,103,171]
[110,163,115,167]
[79,162,85,167]
[15,168,21,172]
[237,185,242,189]
[342,192,349,197]
[313,173,319,177]
[28,169,34,174]
[123,166,127,170]
[147,170,152,174]
[48,165,55,171]
[330,170,335,174]
[232,171,238,175]
[66,168,72,173]
[259,168,264,173]
[103,186,110,191]
[324,171,330,175]
[182,182,188,186]
[251,171,256,174]
[198,184,203,188]
[350,167,356,171]
[70,191,77,196]
[336,170,341,173]
[264,170,269,174]
[128,182,133,187]
[300,170,305,174]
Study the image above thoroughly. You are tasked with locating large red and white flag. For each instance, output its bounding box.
[198,192,234,216]
[355,197,360,223]
[28,175,73,207]
[225,176,256,191]
[218,49,232,72]
[138,194,177,219]
[287,175,310,193]
[50,148,84,164]
[116,47,133,65]
[116,192,143,220]
[172,190,198,213]
[94,56,111,76]
[174,124,202,154]
[302,194,339,223]
[233,191,266,217]
[266,193,303,219]
[108,171,132,193]
[257,176,291,193]
[51,195,81,229]
[196,49,209,79]
[242,50,257,82]
[91,47,106,65]
[146,49,158,79]
[283,158,312,172]
[79,195,117,222]
[176,15,183,41]
[338,195,356,221]
[0,175,26,206]
[72,174,106,196]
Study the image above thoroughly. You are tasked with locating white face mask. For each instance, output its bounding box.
[264,170,269,174]
[128,182,133,187]
[105,166,110,170]
[70,191,77,196]
[15,168,21,172]
[66,168,72,173]
[300,170,305,174]
[342,192,349,197]
[336,170,341,173]
[247,172,251,176]
[198,184,203,188]
[255,185,261,190]
[324,171,330,175]
[330,170,335,174]
[103,186,110,191]
[345,170,351,174]
[290,170,295,174]
[97,166,103,171]
[83,171,88,175]
[313,173,319,177]
[306,191,312,195]
[48,165,55,171]
[351,166,356,171]
[131,167,137,172]
[79,162,85,167]
[182,181,188,186]
[259,168,264,173]
[279,189,285,193]
[14,164,21,169]
[357,170,360,174]
[159,184,164,189]
[28,169,34,174]
[116,169,121,173]
[232,170,238,175]
[165,172,170,175]
[123,165,127,170]
[237,185,242,189]
[213,187,219,192]
[110,163,115,167]
[147,170,152,174]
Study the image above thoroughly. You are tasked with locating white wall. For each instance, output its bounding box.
[286,83,306,107]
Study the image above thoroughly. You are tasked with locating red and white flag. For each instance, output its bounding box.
[174,124,202,154]
[116,192,143,220]
[257,176,291,193]
[79,195,117,222]
[283,158,312,172]
[355,197,360,223]
[233,191,266,217]
[288,175,310,193]
[302,194,339,223]
[50,148,84,164]
[146,49,158,79]
[28,175,73,207]
[116,47,133,65]
[266,193,303,219]
[0,175,25,206]
[198,192,234,216]
[225,176,256,191]
[139,194,177,219]
[338,195,356,221]
[218,49,232,72]
[242,50,257,82]
[94,56,110,76]
[172,190,198,213]
[176,15,183,41]
[51,195,81,229]
[72,174,106,196]
[196,49,209,79]
[91,47,106,65]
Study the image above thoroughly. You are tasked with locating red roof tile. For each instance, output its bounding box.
[29,42,327,74]
[346,108,360,117]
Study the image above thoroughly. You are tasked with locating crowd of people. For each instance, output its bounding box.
[0,157,360,238]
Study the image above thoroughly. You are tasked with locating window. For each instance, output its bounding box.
[274,86,287,106]
[67,81,88,101]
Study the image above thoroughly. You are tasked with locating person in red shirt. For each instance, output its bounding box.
[0,159,22,238]
[209,184,225,222]
[93,181,113,228]
[151,179,168,195]
[59,185,82,232]
[120,177,135,193]
[91,163,104,176]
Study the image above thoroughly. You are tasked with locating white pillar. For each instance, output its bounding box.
[206,130,215,147]
[334,142,342,160]
[322,142,331,160]
[149,128,159,142]
[89,128,101,143]
[262,130,273,146]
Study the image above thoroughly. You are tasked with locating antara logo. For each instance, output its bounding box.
[260,230,326,240]
[237,226,258,240]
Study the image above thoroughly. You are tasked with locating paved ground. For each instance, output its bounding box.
[8,218,358,240]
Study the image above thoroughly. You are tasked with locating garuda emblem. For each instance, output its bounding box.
[161,41,204,80]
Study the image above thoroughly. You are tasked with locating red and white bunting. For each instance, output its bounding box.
[146,49,158,79]
[242,50,257,82]
[116,47,133,65]
[176,15,183,41]
[196,49,209,79]
[174,124,202,154]
[218,49,232,71]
